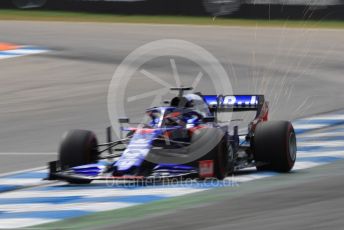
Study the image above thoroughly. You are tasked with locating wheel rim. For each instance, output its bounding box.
[288,132,297,162]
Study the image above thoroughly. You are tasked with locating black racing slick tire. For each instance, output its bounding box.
[214,134,230,180]
[192,128,229,180]
[59,129,99,170]
[254,121,297,172]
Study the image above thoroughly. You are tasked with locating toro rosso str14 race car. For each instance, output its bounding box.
[47,87,297,184]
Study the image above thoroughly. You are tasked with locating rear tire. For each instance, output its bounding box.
[59,129,99,170]
[254,121,297,172]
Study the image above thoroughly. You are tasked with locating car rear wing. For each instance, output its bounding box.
[202,95,264,111]
[202,95,268,120]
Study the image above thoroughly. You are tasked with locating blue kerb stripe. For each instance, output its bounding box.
[0,52,21,56]
[297,156,344,163]
[293,119,344,125]
[32,179,239,192]
[255,171,279,177]
[0,210,91,219]
[31,184,116,191]
[0,185,21,193]
[298,136,344,142]
[0,196,83,205]
[89,195,166,203]
[295,129,311,135]
[298,146,344,152]
[30,183,154,191]
[323,126,344,133]
[4,171,46,179]
[32,182,218,192]
[294,120,344,135]
[0,195,166,205]
[20,46,47,51]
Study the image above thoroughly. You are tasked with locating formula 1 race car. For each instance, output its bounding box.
[47,87,297,184]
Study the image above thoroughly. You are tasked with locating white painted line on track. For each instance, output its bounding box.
[0,166,47,178]
[297,150,344,157]
[1,48,47,55]
[0,152,56,156]
[293,161,324,170]
[293,124,327,130]
[301,114,344,120]
[0,55,19,59]
[0,202,136,213]
[298,132,344,138]
[0,178,45,186]
[0,218,57,229]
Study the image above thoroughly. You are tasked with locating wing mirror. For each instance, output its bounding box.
[118,117,130,124]
[203,116,215,123]
[118,117,130,139]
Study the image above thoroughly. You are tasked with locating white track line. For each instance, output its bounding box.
[293,124,328,129]
[0,218,56,229]
[297,141,344,147]
[2,49,47,55]
[301,114,344,120]
[0,152,56,156]
[0,178,46,186]
[0,166,47,178]
[298,132,344,138]
[298,151,344,157]
[0,202,136,214]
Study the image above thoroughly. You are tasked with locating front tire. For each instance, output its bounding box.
[192,128,229,180]
[253,121,297,172]
[214,134,230,179]
[59,129,99,170]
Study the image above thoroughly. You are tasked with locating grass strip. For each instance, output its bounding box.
[0,10,343,29]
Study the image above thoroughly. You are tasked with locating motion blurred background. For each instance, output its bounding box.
[1,0,344,19]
